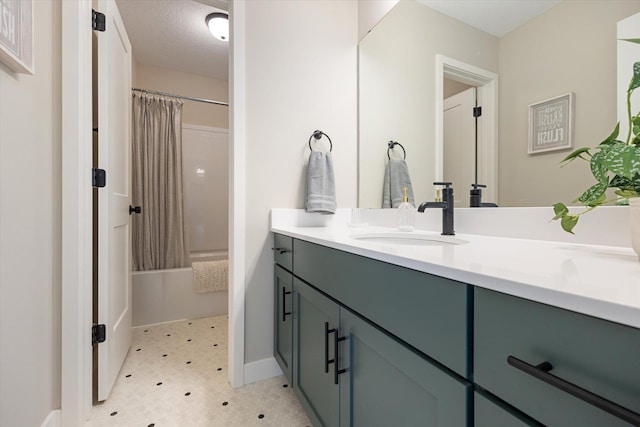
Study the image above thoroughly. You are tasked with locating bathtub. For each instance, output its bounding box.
[132,251,228,327]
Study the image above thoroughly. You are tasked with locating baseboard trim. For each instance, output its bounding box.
[243,357,283,385]
[41,410,61,427]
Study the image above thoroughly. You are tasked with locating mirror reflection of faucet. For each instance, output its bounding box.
[417,182,455,235]
[469,184,498,208]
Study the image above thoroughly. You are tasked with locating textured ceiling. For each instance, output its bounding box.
[417,0,561,37]
[115,0,559,82]
[116,0,229,81]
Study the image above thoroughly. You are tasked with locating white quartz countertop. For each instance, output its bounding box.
[271,223,640,330]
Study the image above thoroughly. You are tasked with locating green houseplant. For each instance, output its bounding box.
[552,41,640,234]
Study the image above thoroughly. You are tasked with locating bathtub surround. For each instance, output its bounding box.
[132,252,228,327]
[132,91,190,271]
[182,124,229,255]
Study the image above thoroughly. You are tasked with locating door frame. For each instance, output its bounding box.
[435,54,499,204]
[60,1,246,424]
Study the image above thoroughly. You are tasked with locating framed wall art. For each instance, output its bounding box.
[528,92,574,154]
[0,0,33,74]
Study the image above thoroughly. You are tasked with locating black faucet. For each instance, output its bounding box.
[470,184,498,208]
[417,182,455,235]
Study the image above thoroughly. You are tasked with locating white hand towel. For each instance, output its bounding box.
[382,158,414,208]
[306,151,336,214]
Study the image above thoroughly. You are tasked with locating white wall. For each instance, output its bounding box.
[0,1,62,426]
[244,0,358,364]
[358,0,399,41]
[499,0,640,206]
[135,63,229,129]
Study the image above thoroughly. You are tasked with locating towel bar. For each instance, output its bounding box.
[309,130,332,152]
[387,140,406,159]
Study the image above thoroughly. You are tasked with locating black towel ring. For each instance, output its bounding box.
[387,141,406,159]
[308,130,333,152]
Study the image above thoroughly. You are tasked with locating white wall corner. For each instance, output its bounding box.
[40,410,61,427]
[243,358,283,385]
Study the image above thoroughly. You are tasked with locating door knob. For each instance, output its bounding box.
[129,205,142,215]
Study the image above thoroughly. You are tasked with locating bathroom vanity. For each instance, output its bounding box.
[272,210,640,427]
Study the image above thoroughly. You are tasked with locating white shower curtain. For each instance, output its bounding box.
[132,91,190,271]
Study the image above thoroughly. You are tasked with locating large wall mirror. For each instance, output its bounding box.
[359,0,640,208]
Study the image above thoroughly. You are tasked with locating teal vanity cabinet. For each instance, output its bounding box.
[293,277,341,426]
[474,391,541,427]
[273,234,294,384]
[474,288,640,426]
[288,237,471,427]
[338,307,469,427]
[293,277,470,427]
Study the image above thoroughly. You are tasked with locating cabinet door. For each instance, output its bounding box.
[274,264,293,383]
[339,309,470,427]
[293,278,340,427]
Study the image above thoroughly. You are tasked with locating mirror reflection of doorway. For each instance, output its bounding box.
[436,55,499,206]
[443,84,476,207]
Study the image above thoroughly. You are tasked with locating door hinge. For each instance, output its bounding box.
[92,168,106,188]
[92,10,106,32]
[473,106,482,118]
[92,324,106,345]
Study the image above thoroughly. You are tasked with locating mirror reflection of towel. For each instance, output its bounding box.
[382,158,414,208]
[306,151,336,214]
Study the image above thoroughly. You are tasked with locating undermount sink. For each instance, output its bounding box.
[349,230,468,246]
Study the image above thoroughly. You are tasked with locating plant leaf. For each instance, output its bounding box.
[609,174,635,189]
[604,144,640,179]
[629,62,640,91]
[560,147,591,166]
[552,202,569,220]
[615,189,639,198]
[599,122,620,145]
[620,38,640,45]
[577,182,608,206]
[590,151,609,184]
[561,214,579,234]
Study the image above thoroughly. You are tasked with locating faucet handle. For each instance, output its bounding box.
[433,181,453,188]
[471,184,486,190]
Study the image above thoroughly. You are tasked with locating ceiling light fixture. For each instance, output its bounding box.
[206,12,229,42]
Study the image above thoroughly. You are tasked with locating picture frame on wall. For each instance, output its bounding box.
[528,92,575,154]
[0,0,34,75]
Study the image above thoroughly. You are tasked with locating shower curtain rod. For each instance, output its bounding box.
[132,87,229,107]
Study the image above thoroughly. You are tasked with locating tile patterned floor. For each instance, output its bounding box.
[87,315,311,427]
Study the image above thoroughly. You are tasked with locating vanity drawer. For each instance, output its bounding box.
[474,391,541,427]
[293,239,470,378]
[273,234,293,271]
[475,288,640,426]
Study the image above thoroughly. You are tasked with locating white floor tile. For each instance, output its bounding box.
[87,315,310,427]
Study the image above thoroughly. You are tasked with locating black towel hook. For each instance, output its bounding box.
[387,140,406,159]
[308,130,333,152]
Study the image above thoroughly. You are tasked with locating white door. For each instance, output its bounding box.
[96,0,133,401]
[443,87,476,207]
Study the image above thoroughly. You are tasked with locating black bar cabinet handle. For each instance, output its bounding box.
[281,287,291,322]
[333,329,347,385]
[271,247,290,255]
[324,322,334,373]
[507,356,640,425]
